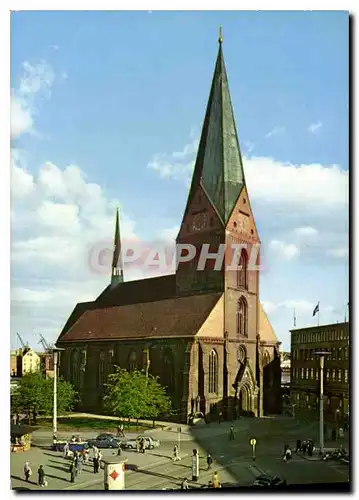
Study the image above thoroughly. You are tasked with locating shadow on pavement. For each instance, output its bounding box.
[135,469,178,481]
[11,476,37,486]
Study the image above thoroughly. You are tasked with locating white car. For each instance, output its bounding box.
[121,435,160,450]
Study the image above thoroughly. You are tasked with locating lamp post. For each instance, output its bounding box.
[53,347,65,437]
[314,351,330,454]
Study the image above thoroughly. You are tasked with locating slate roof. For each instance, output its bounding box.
[258,303,280,344]
[184,40,246,224]
[59,292,222,343]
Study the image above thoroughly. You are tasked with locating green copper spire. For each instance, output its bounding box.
[111,207,124,288]
[187,31,246,223]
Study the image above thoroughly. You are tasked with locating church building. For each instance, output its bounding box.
[56,33,282,422]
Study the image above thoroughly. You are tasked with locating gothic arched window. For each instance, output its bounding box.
[208,349,218,394]
[236,298,248,337]
[129,351,137,372]
[70,350,80,387]
[237,249,248,289]
[163,348,175,393]
[98,351,105,386]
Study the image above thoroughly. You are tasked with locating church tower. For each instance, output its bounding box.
[176,29,262,414]
[111,207,124,288]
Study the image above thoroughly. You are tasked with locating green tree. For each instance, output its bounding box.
[12,372,78,424]
[103,367,172,426]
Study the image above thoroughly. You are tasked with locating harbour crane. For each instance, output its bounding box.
[16,332,28,350]
[38,334,53,353]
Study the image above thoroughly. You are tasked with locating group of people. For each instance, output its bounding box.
[295,438,315,456]
[68,446,103,483]
[181,471,221,490]
[136,437,147,453]
[23,462,46,487]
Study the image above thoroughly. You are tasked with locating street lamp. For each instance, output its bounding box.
[314,351,330,454]
[52,347,65,437]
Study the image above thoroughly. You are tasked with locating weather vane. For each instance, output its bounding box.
[218,26,223,44]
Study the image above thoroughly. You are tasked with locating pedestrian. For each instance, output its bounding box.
[120,423,125,438]
[218,412,223,424]
[332,428,337,441]
[76,455,83,476]
[136,438,140,453]
[140,438,145,454]
[229,425,235,441]
[207,453,213,470]
[63,442,69,459]
[181,478,189,490]
[37,465,46,487]
[93,456,99,474]
[71,435,76,443]
[212,471,221,488]
[173,445,180,461]
[69,461,76,483]
[23,462,32,482]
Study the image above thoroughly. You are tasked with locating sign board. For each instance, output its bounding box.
[104,461,125,490]
[250,438,256,447]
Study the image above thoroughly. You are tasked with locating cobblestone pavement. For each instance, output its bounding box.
[11,417,350,491]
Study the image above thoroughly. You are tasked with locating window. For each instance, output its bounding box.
[237,250,248,289]
[305,394,309,402]
[129,351,137,372]
[338,370,342,382]
[209,349,218,394]
[236,298,248,337]
[332,349,336,360]
[340,329,343,340]
[344,370,348,383]
[301,368,304,379]
[296,393,300,401]
[315,369,319,380]
[344,347,348,360]
[338,348,342,360]
[326,369,330,380]
[332,369,336,381]
[98,351,105,386]
[306,368,309,379]
[310,350,314,360]
[310,368,314,379]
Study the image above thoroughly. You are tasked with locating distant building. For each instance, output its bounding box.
[280,352,291,387]
[290,322,349,422]
[38,352,54,378]
[11,348,41,377]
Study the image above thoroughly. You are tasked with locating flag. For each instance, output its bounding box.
[313,302,320,317]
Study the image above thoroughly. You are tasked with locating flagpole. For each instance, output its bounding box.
[317,301,320,327]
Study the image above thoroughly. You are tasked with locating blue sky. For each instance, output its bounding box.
[10,11,349,351]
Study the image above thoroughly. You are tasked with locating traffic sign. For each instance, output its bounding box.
[250,438,256,447]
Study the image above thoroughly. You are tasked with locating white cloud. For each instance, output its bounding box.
[326,247,349,259]
[265,126,285,139]
[11,149,35,198]
[308,121,323,134]
[261,301,278,315]
[147,138,198,183]
[279,299,314,312]
[160,226,179,242]
[11,60,55,139]
[293,226,318,237]
[36,201,81,233]
[269,240,300,260]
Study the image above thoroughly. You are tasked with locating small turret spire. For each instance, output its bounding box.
[111,207,124,288]
[218,26,223,44]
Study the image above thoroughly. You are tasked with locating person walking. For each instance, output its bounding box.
[37,465,46,488]
[229,425,235,441]
[212,471,221,488]
[76,454,83,476]
[69,461,76,483]
[93,456,99,474]
[218,412,223,424]
[136,438,140,453]
[207,453,213,470]
[173,445,181,461]
[140,438,146,454]
[119,424,125,438]
[24,462,32,482]
[63,442,69,459]
[181,478,189,490]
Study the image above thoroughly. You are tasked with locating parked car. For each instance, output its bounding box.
[87,433,121,449]
[188,412,206,426]
[252,475,286,487]
[120,435,160,450]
